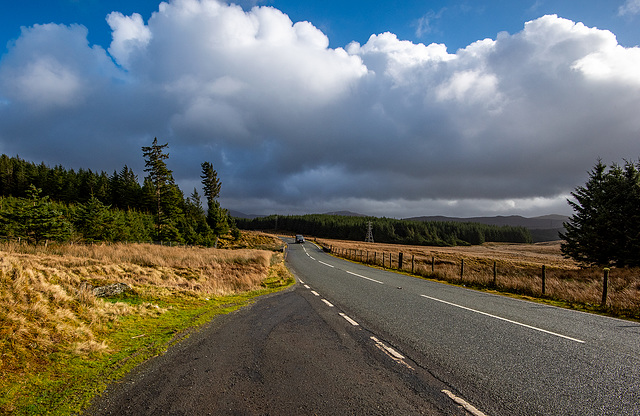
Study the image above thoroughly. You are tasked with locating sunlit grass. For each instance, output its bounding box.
[0,231,294,415]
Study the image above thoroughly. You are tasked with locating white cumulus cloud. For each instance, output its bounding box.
[1,1,640,217]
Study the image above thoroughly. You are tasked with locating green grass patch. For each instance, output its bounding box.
[1,269,295,416]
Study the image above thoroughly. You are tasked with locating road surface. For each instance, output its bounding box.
[286,239,640,415]
[88,238,640,415]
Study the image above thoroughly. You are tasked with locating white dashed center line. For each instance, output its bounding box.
[442,390,488,416]
[339,313,360,326]
[370,336,404,359]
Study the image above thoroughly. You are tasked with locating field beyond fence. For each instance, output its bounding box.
[315,238,640,320]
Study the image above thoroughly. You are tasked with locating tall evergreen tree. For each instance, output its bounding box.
[74,196,115,242]
[142,138,177,240]
[201,161,228,237]
[561,160,640,267]
[4,185,72,245]
[110,165,142,210]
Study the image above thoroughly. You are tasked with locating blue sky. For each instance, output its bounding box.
[1,0,640,218]
[3,1,639,52]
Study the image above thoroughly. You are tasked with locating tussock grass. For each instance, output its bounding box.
[0,231,293,415]
[320,238,640,320]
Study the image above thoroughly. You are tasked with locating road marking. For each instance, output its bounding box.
[370,336,404,359]
[321,299,334,307]
[370,336,414,370]
[420,295,585,344]
[309,256,316,260]
[311,290,320,297]
[299,279,305,284]
[346,271,384,284]
[318,261,334,268]
[442,390,487,416]
[339,313,359,326]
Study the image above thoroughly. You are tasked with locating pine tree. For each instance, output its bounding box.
[74,196,115,242]
[111,165,142,210]
[201,161,228,237]
[142,138,178,240]
[561,160,640,267]
[6,185,72,245]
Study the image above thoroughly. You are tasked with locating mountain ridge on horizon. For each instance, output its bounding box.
[229,210,568,226]
[229,210,568,242]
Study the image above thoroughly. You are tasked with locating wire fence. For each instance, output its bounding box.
[321,242,640,319]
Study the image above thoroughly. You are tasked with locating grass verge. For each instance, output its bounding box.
[0,233,294,416]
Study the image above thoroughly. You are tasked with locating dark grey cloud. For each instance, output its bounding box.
[1,1,640,218]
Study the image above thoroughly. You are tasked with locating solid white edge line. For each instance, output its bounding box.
[346,270,384,284]
[442,390,488,416]
[339,313,359,326]
[309,256,316,260]
[318,261,335,268]
[321,299,334,307]
[420,295,585,344]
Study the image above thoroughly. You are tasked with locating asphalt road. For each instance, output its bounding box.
[285,239,640,415]
[88,239,640,416]
[86,251,466,415]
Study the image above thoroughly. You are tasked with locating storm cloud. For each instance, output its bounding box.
[1,0,639,217]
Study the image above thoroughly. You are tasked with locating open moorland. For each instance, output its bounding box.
[311,237,640,321]
[0,232,293,416]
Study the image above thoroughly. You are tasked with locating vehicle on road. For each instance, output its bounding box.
[295,234,305,244]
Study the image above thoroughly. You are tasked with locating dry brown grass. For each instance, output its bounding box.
[317,238,640,318]
[0,236,283,379]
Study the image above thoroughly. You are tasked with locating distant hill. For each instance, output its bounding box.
[405,215,569,242]
[228,210,263,219]
[230,210,568,242]
[229,210,367,219]
[321,211,366,217]
[405,215,567,229]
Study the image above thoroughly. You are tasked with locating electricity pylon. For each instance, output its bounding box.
[365,221,374,243]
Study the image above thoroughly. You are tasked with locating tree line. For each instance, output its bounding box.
[0,139,236,246]
[235,214,533,246]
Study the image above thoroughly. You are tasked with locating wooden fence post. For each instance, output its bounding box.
[601,268,610,307]
[431,256,435,273]
[493,261,497,286]
[460,259,464,279]
[399,252,403,270]
[542,265,546,295]
[412,254,415,274]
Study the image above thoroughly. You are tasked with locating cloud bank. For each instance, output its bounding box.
[1,0,640,217]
